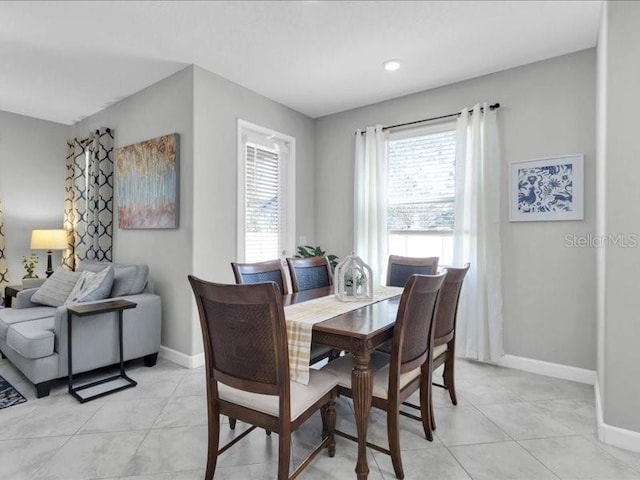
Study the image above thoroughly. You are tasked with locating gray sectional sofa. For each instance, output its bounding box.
[0,263,162,397]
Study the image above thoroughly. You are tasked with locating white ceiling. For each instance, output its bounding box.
[0,1,602,125]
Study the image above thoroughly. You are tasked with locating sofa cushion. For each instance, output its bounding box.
[6,317,55,359]
[0,306,56,340]
[111,264,148,296]
[78,261,149,298]
[66,266,114,304]
[79,262,149,297]
[31,268,82,307]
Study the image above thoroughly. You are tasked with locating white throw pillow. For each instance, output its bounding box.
[31,268,82,307]
[66,266,114,304]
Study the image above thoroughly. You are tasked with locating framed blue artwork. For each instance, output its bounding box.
[509,154,584,222]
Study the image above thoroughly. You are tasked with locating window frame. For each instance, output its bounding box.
[237,119,296,263]
[386,121,457,263]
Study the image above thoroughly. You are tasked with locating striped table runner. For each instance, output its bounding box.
[284,286,403,384]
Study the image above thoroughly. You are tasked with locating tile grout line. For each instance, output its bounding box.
[442,380,563,480]
[28,434,76,480]
[119,372,191,477]
[514,434,588,480]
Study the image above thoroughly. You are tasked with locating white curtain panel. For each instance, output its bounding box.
[354,125,388,284]
[453,103,504,362]
[0,197,9,292]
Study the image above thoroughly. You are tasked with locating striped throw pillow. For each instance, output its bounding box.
[31,268,82,307]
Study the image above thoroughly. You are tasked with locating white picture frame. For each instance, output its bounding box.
[509,154,584,222]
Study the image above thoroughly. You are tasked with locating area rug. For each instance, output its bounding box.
[0,374,27,409]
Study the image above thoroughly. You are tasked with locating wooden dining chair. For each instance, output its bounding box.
[231,259,290,295]
[232,259,334,367]
[321,272,446,480]
[286,256,333,293]
[230,259,292,430]
[188,276,338,480]
[286,256,342,363]
[401,264,470,431]
[377,255,440,356]
[386,255,439,287]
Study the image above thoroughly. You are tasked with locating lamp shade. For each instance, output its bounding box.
[30,229,68,250]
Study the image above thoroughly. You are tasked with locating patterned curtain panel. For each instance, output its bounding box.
[63,128,114,270]
[0,198,9,293]
[63,139,84,270]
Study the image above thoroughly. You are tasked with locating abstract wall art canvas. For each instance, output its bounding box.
[509,154,584,222]
[115,133,179,229]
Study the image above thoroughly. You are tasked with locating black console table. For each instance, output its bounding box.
[67,299,138,403]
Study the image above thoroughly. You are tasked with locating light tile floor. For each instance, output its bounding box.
[1,356,640,480]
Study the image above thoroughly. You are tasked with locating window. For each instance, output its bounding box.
[237,120,295,263]
[387,123,456,265]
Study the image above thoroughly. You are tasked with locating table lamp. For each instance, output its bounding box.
[30,229,68,277]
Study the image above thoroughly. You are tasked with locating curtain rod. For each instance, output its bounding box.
[356,102,501,134]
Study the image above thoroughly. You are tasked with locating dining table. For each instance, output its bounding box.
[283,286,402,480]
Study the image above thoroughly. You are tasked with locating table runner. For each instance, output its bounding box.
[284,286,403,384]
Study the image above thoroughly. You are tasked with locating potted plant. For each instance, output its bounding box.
[21,253,41,287]
[345,270,367,296]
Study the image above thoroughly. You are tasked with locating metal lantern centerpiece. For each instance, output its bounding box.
[334,253,373,302]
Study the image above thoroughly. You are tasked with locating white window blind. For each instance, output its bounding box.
[244,143,281,263]
[387,125,456,264]
[388,129,456,232]
[237,119,296,263]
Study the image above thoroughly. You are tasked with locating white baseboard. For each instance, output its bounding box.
[595,379,640,453]
[159,345,205,369]
[498,354,596,385]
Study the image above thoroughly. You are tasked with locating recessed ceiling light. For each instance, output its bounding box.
[383,59,401,72]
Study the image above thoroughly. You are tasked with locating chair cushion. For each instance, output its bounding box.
[79,262,149,297]
[218,369,338,421]
[31,268,82,307]
[6,317,55,359]
[322,351,421,400]
[433,343,447,359]
[66,266,114,304]
[0,306,56,340]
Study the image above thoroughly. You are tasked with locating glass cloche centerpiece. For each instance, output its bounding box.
[334,253,373,302]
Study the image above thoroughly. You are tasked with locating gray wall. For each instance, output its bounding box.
[72,67,195,356]
[315,49,597,370]
[70,65,316,358]
[191,65,316,352]
[0,111,68,283]
[598,1,640,433]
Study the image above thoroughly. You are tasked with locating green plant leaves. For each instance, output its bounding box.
[294,245,339,271]
[21,253,39,278]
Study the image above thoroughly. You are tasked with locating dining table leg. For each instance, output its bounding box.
[352,350,373,480]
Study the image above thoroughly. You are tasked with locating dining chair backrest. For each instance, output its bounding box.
[386,255,439,287]
[231,259,290,295]
[433,264,470,347]
[188,276,289,399]
[389,272,446,382]
[286,256,333,293]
